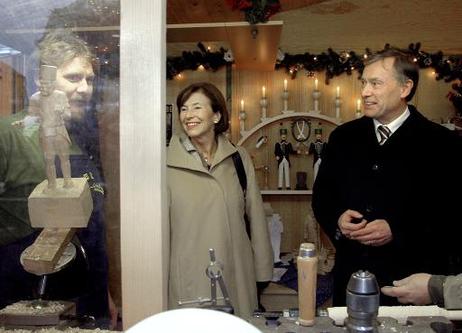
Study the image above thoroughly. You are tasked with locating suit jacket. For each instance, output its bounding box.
[309,140,327,166]
[312,105,462,305]
[274,140,294,166]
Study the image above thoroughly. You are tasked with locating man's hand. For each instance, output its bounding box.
[381,273,432,305]
[338,209,367,238]
[12,116,39,128]
[349,219,393,246]
[11,120,24,127]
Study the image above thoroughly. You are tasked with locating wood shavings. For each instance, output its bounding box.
[0,301,65,315]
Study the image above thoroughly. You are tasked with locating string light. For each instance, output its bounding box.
[167,42,462,84]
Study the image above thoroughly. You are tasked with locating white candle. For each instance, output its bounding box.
[315,78,318,90]
[240,99,245,111]
[284,79,288,91]
[262,86,266,98]
[336,86,340,98]
[356,99,361,111]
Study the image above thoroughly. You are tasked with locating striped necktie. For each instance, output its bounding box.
[377,125,391,145]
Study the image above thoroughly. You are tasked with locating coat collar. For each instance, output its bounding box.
[167,133,238,172]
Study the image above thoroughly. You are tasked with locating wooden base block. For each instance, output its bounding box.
[0,300,75,326]
[21,228,75,275]
[28,178,93,228]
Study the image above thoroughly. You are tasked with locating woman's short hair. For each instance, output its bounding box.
[176,82,229,135]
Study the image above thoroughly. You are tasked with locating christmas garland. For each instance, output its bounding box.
[166,42,462,115]
[166,43,230,80]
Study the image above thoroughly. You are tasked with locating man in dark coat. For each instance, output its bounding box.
[312,47,462,306]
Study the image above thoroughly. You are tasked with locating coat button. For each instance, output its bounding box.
[372,164,379,171]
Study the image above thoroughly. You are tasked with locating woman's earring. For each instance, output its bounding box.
[214,119,219,124]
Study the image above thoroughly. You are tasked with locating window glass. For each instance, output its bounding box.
[0,0,121,329]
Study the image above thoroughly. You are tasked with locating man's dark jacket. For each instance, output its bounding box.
[312,105,462,306]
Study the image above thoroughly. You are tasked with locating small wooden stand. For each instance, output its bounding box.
[21,228,76,275]
[0,301,75,327]
[21,178,93,275]
[28,178,93,228]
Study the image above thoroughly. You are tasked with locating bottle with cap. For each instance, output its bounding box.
[297,242,318,326]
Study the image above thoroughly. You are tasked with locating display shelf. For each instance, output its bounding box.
[238,111,337,253]
[261,190,312,195]
[237,111,341,146]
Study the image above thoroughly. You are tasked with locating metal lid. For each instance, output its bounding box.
[347,270,379,295]
[298,242,316,258]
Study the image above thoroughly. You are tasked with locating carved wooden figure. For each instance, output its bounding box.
[29,65,72,192]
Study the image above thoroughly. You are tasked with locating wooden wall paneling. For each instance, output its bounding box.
[13,70,25,114]
[12,55,25,114]
[262,195,310,253]
[0,58,13,116]
[120,0,167,329]
[414,68,457,123]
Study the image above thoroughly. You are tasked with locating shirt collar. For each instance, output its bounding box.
[373,106,410,136]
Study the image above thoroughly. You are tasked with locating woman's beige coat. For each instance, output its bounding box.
[167,133,273,318]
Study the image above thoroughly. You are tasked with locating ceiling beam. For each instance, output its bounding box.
[167,21,283,71]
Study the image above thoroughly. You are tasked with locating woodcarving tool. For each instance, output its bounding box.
[178,248,234,314]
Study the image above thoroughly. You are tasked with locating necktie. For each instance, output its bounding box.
[377,125,391,145]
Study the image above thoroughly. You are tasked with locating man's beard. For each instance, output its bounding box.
[69,100,89,120]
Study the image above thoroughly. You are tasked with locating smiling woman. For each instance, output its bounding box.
[167,82,273,318]
[177,83,226,165]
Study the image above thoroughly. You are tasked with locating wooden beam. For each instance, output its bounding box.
[168,21,283,71]
[120,0,168,329]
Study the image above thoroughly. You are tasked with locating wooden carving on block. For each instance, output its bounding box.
[29,64,73,192]
[19,67,94,276]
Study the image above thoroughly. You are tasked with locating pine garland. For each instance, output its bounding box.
[167,42,462,114]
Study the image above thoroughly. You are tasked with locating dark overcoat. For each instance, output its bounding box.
[312,105,462,305]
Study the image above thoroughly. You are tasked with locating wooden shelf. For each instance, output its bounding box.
[261,190,312,195]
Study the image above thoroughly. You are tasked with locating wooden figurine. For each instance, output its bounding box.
[309,127,328,182]
[29,65,72,192]
[274,128,295,190]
